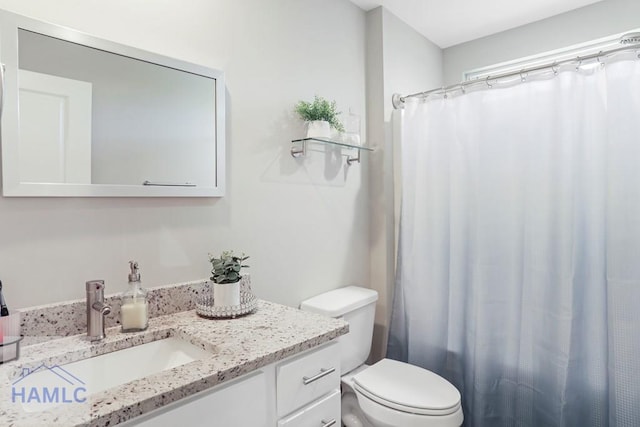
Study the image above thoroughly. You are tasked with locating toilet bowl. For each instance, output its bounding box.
[300,286,463,427]
[351,358,462,427]
[341,365,373,427]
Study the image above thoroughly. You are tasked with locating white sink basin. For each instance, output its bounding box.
[12,337,211,412]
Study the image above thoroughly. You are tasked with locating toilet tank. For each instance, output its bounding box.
[300,286,378,375]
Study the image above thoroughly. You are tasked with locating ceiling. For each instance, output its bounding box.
[349,0,605,48]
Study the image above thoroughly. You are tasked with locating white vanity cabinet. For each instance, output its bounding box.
[121,341,340,427]
[122,370,270,427]
[277,390,341,427]
[276,341,341,426]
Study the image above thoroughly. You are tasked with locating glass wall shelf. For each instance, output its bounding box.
[291,137,373,165]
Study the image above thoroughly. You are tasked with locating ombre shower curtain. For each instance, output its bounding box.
[388,55,640,426]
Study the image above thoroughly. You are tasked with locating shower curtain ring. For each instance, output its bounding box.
[597,52,605,67]
[520,70,527,82]
[486,76,493,88]
[576,57,583,71]
[551,63,559,75]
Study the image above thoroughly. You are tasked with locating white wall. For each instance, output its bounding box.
[382,10,443,121]
[366,7,442,360]
[444,0,640,85]
[0,0,370,309]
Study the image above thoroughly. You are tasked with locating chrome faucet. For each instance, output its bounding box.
[86,280,111,341]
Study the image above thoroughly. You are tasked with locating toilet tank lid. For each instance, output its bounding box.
[300,286,378,317]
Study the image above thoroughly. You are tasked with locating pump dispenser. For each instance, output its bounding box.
[120,261,148,332]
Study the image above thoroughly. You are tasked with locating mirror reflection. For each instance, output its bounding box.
[17,29,217,188]
[1,10,225,197]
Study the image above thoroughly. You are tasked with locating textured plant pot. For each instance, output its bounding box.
[306,120,331,138]
[213,281,240,307]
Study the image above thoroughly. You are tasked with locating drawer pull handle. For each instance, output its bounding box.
[321,419,337,427]
[302,367,336,385]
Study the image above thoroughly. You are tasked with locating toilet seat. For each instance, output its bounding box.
[352,358,461,416]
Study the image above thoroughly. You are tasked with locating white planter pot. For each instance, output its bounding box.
[306,120,331,139]
[213,281,241,307]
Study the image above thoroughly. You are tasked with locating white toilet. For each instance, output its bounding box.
[301,286,463,427]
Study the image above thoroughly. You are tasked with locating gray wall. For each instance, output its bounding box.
[382,9,442,119]
[366,7,442,360]
[0,0,370,310]
[444,0,640,85]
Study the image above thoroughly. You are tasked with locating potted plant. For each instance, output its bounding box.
[208,251,249,307]
[295,95,345,138]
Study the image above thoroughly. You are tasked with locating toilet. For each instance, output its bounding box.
[301,286,463,427]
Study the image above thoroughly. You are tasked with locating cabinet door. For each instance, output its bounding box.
[278,389,340,427]
[126,371,268,427]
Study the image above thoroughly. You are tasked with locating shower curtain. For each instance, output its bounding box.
[388,55,640,427]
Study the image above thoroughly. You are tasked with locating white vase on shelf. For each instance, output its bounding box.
[306,120,331,139]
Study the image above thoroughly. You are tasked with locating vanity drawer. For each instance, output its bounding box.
[276,341,340,417]
[277,389,340,427]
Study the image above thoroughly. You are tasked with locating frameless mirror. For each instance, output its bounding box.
[0,11,225,197]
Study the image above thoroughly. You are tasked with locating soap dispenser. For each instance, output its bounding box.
[120,261,149,332]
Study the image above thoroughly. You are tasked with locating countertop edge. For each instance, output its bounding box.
[3,300,349,427]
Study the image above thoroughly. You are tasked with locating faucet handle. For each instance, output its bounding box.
[86,280,105,292]
[92,301,112,315]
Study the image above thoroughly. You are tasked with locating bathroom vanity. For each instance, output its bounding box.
[0,285,348,426]
[122,340,341,427]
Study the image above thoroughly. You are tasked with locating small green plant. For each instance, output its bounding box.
[294,95,345,132]
[208,251,250,284]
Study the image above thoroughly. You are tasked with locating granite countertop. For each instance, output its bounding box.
[1,300,348,427]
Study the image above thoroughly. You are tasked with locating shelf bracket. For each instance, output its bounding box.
[291,140,306,158]
[291,137,371,166]
[346,150,360,166]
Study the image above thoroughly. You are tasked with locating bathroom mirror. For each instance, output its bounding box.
[0,11,225,197]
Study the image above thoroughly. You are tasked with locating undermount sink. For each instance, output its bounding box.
[12,337,211,413]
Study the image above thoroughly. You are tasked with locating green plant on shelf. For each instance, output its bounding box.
[294,95,345,132]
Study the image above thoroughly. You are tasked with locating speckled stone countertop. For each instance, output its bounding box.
[1,300,348,427]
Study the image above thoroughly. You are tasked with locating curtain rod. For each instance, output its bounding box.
[392,42,640,109]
